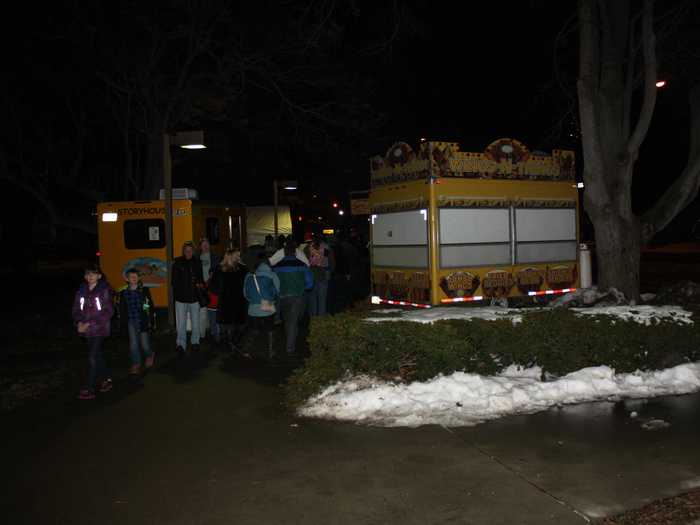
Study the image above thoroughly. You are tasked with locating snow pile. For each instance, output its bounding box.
[366,306,524,324]
[365,304,693,326]
[571,305,694,325]
[299,363,700,427]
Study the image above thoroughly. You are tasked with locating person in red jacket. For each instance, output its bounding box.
[72,265,114,400]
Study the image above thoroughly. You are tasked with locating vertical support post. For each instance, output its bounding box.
[428,177,440,306]
[163,133,175,329]
[273,179,279,239]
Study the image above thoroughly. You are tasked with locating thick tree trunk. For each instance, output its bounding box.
[587,203,641,300]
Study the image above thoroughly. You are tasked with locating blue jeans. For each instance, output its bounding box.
[176,301,201,349]
[308,274,329,316]
[86,336,109,390]
[127,321,152,366]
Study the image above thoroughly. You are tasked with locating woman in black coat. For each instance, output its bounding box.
[209,249,247,351]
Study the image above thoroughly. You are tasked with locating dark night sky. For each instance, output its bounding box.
[3,1,699,245]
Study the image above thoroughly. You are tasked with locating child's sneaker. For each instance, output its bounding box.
[77,389,95,400]
[99,379,113,393]
[144,353,155,369]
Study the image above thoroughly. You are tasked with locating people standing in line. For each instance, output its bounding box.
[209,249,247,353]
[72,265,114,400]
[242,251,280,359]
[305,234,332,316]
[116,268,156,378]
[273,240,313,356]
[172,241,204,355]
[198,237,220,342]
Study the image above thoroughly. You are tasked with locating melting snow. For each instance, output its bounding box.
[299,363,700,428]
[366,304,693,326]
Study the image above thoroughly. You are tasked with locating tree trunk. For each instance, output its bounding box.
[587,200,641,300]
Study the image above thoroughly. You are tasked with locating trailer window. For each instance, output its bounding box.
[206,217,220,245]
[514,208,577,263]
[371,210,428,268]
[123,219,166,249]
[438,208,511,268]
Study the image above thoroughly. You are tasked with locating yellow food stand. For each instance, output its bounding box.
[369,138,579,307]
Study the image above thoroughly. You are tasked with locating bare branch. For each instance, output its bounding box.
[626,0,657,158]
[641,84,700,241]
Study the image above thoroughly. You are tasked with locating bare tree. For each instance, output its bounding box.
[577,0,700,300]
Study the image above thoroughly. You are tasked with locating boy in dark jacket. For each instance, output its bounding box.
[72,265,114,400]
[116,268,156,376]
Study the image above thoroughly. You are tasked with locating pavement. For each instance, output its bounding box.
[2,347,700,525]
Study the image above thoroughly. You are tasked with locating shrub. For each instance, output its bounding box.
[285,309,700,408]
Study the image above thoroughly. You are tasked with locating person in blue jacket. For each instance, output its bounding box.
[242,251,280,359]
[273,240,313,356]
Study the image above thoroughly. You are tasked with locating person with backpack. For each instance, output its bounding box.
[242,252,280,359]
[273,240,313,356]
[72,265,114,400]
[116,268,156,378]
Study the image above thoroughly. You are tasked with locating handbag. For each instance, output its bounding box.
[253,274,276,313]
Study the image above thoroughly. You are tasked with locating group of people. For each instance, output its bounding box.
[70,233,368,400]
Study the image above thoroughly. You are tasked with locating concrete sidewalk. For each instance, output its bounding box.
[2,351,699,524]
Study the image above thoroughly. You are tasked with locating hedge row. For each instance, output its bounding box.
[285,309,700,408]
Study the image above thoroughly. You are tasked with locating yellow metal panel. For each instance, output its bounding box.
[97,200,193,308]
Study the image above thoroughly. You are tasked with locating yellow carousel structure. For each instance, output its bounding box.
[369,138,580,307]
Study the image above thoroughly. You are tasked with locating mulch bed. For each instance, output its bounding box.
[601,489,700,524]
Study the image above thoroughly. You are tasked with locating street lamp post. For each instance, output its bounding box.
[163,130,205,328]
[273,179,298,238]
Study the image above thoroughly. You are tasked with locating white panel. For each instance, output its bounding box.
[372,210,427,246]
[245,206,292,246]
[440,244,511,268]
[372,246,428,267]
[515,209,576,242]
[439,208,510,244]
[517,241,577,263]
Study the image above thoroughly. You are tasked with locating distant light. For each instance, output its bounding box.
[298,216,303,221]
[323,229,334,235]
[655,80,666,88]
[577,182,584,189]
[283,185,298,190]
[420,138,427,142]
[179,144,206,149]
[332,202,339,208]
[102,212,118,222]
[371,295,381,305]
[339,210,345,216]
[317,216,322,220]
[96,251,102,257]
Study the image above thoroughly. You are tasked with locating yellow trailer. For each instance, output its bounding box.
[369,138,579,307]
[96,198,293,307]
